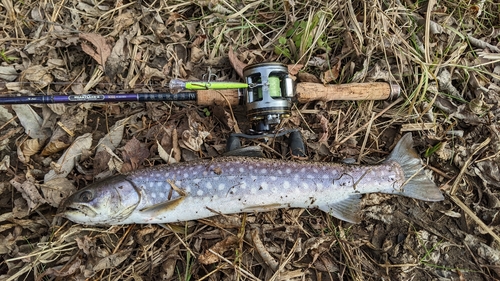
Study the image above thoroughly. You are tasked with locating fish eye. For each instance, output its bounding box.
[79,191,93,202]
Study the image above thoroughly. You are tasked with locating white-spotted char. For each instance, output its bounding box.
[62,133,444,225]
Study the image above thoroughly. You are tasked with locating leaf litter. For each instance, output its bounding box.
[1,0,500,280]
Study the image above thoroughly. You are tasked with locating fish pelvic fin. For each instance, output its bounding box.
[386,133,444,201]
[318,195,362,223]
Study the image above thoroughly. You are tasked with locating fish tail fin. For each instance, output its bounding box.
[385,133,444,201]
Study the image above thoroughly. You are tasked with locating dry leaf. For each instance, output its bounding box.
[288,64,304,76]
[44,133,93,182]
[190,46,205,62]
[105,33,130,79]
[199,236,238,264]
[41,140,70,156]
[321,60,341,84]
[157,140,177,164]
[0,155,9,171]
[0,105,17,126]
[20,65,53,88]
[0,65,18,81]
[109,12,135,37]
[93,250,132,272]
[298,72,321,83]
[96,116,131,153]
[120,137,150,173]
[228,48,246,78]
[20,138,42,157]
[10,175,47,211]
[79,33,113,66]
[41,177,77,207]
[12,104,47,140]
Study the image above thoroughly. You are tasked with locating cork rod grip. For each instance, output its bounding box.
[296,82,395,103]
[196,89,240,106]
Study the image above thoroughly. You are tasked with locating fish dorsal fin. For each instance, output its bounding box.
[139,197,185,216]
[318,195,362,223]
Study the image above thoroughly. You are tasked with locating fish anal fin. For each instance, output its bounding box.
[242,203,283,213]
[318,195,362,224]
[140,196,185,216]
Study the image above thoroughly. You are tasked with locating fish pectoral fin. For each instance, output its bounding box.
[139,197,185,216]
[242,203,283,213]
[318,195,362,224]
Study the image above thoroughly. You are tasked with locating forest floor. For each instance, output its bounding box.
[1,0,500,280]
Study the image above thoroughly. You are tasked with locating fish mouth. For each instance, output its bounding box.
[63,203,98,218]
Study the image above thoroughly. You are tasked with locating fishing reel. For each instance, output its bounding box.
[242,62,295,133]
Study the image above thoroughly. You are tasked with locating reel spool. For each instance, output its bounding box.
[243,62,294,133]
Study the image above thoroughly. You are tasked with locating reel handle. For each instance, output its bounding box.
[295,82,400,103]
[196,82,400,106]
[196,89,241,106]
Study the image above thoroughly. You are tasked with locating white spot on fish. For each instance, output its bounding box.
[239,167,244,173]
[160,192,166,198]
[218,183,226,190]
[300,167,306,173]
[175,181,181,187]
[261,182,268,190]
[185,187,191,193]
[249,166,254,170]
[302,182,309,189]
[307,174,314,179]
[197,190,204,196]
[278,170,283,175]
[164,173,170,178]
[251,176,257,181]
[294,174,299,180]
[313,168,318,173]
[184,173,189,178]
[283,181,290,189]
[251,188,257,194]
[271,187,278,193]
[193,178,201,184]
[316,183,324,189]
[286,168,291,174]
[260,168,267,174]
[270,176,277,181]
[203,171,208,176]
[241,182,247,189]
[151,193,157,199]
[206,182,213,189]
[323,174,329,179]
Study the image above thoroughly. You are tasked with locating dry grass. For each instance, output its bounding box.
[1,0,500,280]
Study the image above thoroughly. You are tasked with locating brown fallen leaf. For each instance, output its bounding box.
[120,137,150,173]
[288,63,304,76]
[198,235,239,264]
[79,33,113,66]
[321,60,341,84]
[41,140,70,156]
[298,72,321,83]
[20,65,53,88]
[228,48,246,78]
[10,175,47,212]
[93,250,132,272]
[41,177,77,207]
[44,133,93,182]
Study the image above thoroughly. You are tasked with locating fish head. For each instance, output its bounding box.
[61,175,141,225]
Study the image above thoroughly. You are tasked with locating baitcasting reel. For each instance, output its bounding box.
[242,62,295,133]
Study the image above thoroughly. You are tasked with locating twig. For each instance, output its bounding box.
[337,97,403,146]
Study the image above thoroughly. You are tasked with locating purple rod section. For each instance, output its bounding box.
[0,92,197,105]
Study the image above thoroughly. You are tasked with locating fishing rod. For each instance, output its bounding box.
[0,62,400,133]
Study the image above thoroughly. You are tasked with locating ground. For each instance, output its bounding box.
[1,0,500,280]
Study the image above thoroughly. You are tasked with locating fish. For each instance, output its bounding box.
[61,133,444,225]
